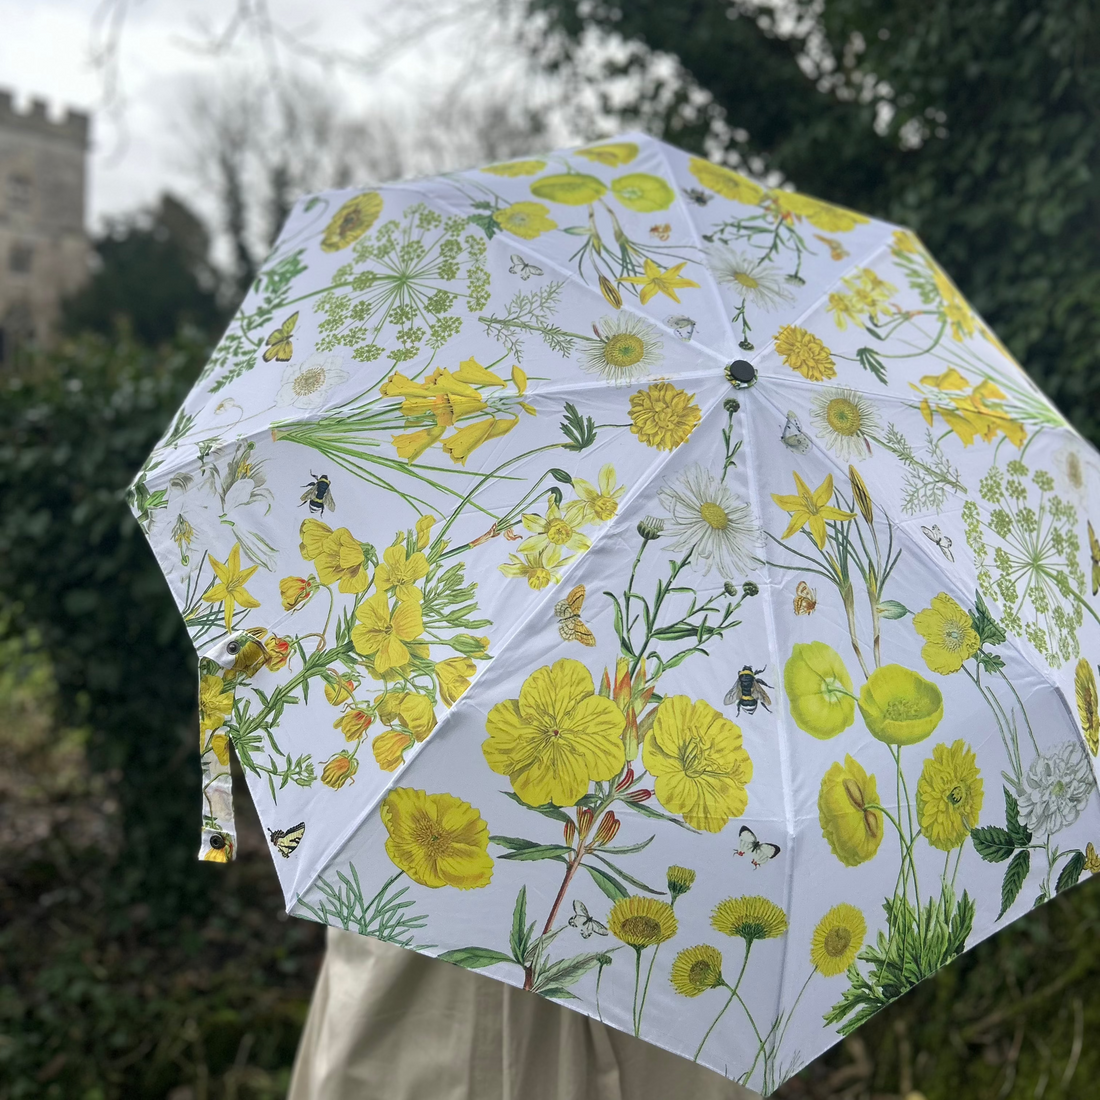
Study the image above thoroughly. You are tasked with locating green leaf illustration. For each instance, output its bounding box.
[998,848,1031,918]
[1004,786,1032,848]
[437,946,515,970]
[970,825,1016,863]
[1056,851,1086,894]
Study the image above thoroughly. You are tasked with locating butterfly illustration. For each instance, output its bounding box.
[568,899,609,939]
[682,187,713,206]
[509,254,544,280]
[649,223,672,241]
[555,584,596,647]
[262,311,299,362]
[814,234,849,261]
[269,822,305,858]
[781,410,812,455]
[734,825,781,869]
[1088,521,1100,596]
[666,314,696,341]
[921,524,954,562]
[793,580,817,616]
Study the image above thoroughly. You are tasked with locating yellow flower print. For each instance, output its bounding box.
[351,591,424,674]
[202,543,261,632]
[209,732,231,766]
[279,575,315,611]
[380,788,493,889]
[436,655,477,707]
[530,173,607,205]
[818,755,884,867]
[382,369,488,427]
[393,424,447,462]
[499,546,568,589]
[687,158,764,204]
[572,465,626,525]
[442,416,519,465]
[620,258,701,305]
[324,674,357,706]
[773,324,837,381]
[611,173,675,213]
[299,519,371,593]
[493,201,557,239]
[628,382,701,451]
[916,369,1027,448]
[771,473,856,551]
[608,896,678,948]
[321,191,383,252]
[916,740,983,851]
[334,708,372,742]
[374,543,430,603]
[711,896,788,943]
[670,945,724,996]
[415,514,435,550]
[483,658,626,806]
[481,158,547,177]
[321,751,358,790]
[1086,843,1100,874]
[765,189,869,233]
[913,593,980,675]
[783,642,856,739]
[373,729,415,772]
[930,261,976,341]
[810,904,866,976]
[576,142,638,166]
[520,497,592,557]
[666,865,696,898]
[642,696,753,832]
[1075,658,1099,755]
[453,357,508,388]
[858,664,944,746]
[376,690,437,740]
[199,673,234,732]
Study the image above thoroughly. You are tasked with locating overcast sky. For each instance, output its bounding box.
[0,0,534,230]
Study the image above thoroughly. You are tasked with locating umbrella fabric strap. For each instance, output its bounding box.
[195,631,261,863]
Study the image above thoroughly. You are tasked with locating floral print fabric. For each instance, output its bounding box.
[132,133,1100,1094]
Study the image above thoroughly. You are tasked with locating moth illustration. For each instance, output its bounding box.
[793,580,818,616]
[262,311,299,363]
[555,584,596,647]
[781,410,812,455]
[568,899,609,939]
[921,524,954,562]
[734,825,781,868]
[509,254,544,280]
[269,822,305,858]
[666,314,697,341]
[649,223,672,241]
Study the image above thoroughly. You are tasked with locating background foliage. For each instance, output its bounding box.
[1,2,1098,1095]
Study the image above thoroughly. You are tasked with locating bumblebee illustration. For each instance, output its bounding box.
[723,665,772,716]
[301,473,335,516]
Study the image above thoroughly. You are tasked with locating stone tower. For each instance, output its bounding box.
[0,90,90,364]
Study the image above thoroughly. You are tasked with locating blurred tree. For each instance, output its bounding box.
[524,0,1100,440]
[0,334,209,916]
[62,195,225,345]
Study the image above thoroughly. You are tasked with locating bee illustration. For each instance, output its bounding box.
[734,826,781,869]
[793,581,818,616]
[921,523,954,562]
[682,187,713,206]
[301,472,336,516]
[568,899,608,939]
[262,311,299,362]
[649,223,672,241]
[1088,521,1100,595]
[509,253,544,280]
[269,822,306,858]
[555,584,596,647]
[724,665,772,715]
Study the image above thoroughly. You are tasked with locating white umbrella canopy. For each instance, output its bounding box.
[130,133,1100,1093]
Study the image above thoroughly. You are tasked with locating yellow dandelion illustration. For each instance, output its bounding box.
[810,904,866,976]
[628,382,701,450]
[670,944,725,997]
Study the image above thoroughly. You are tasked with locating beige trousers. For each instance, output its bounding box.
[287,927,759,1100]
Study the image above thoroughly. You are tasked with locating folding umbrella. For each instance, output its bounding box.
[130,133,1100,1093]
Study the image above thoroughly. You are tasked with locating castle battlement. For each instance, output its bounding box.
[0,89,89,146]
